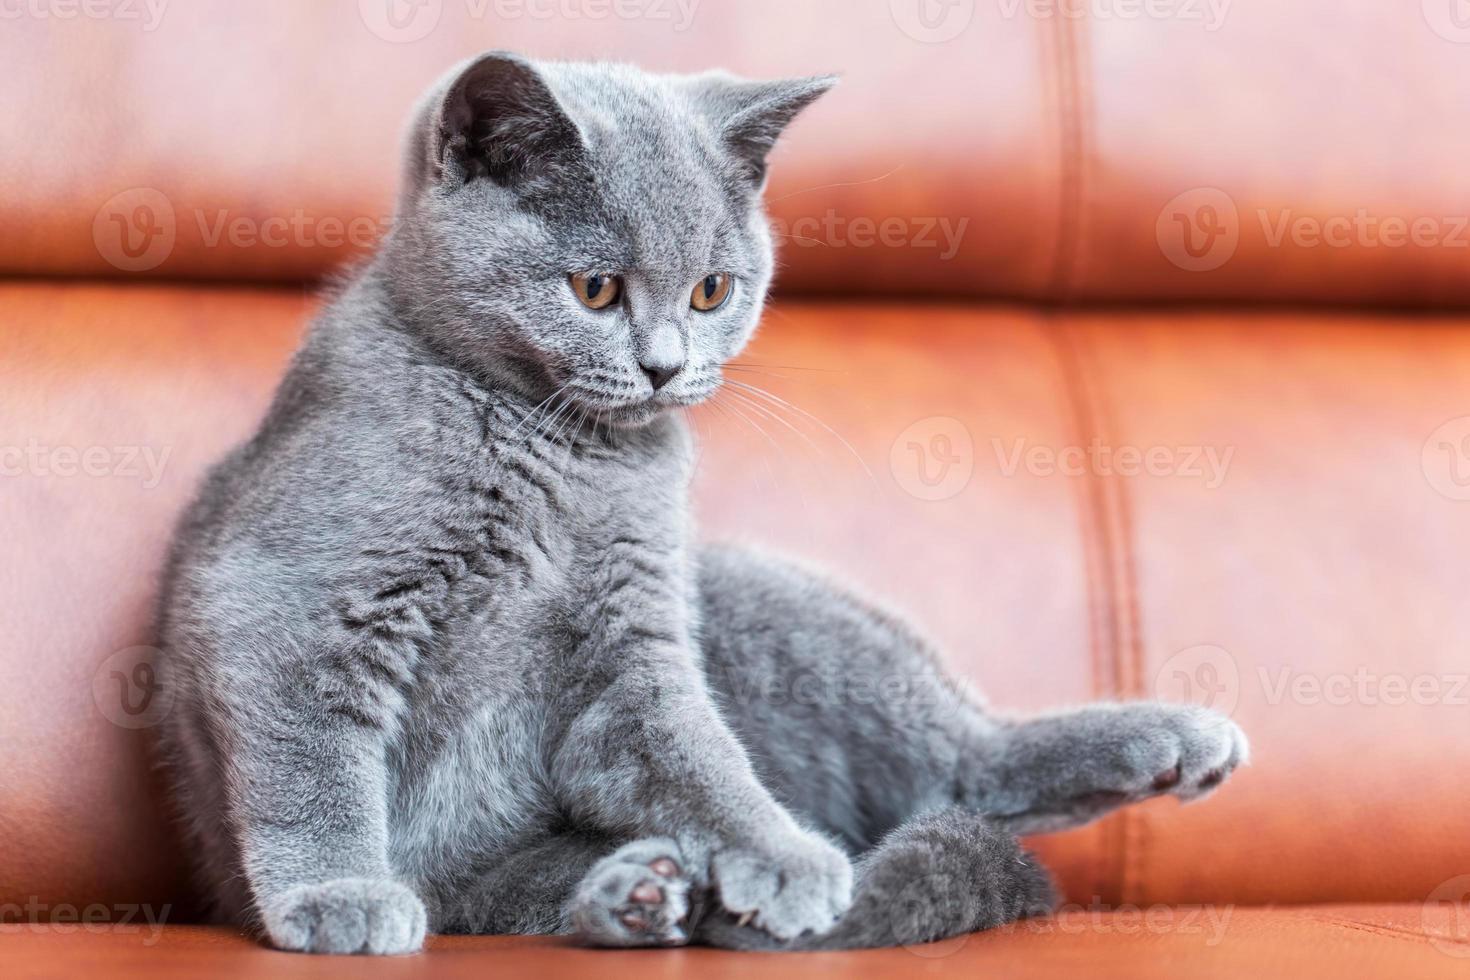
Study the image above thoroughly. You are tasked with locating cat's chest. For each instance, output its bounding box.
[430,418,694,630]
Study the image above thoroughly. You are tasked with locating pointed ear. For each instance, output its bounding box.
[425,51,587,188]
[692,73,838,185]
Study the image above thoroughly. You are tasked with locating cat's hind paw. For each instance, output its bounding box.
[994,703,1249,835]
[569,839,695,947]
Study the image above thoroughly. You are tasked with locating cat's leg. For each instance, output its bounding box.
[700,808,1055,951]
[430,831,618,936]
[177,631,428,954]
[695,544,1247,843]
[695,543,994,847]
[967,702,1249,835]
[547,544,852,943]
[429,831,706,946]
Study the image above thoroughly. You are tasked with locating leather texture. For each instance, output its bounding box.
[4,910,1470,980]
[5,1,1470,974]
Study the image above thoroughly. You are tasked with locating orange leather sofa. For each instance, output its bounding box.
[5,2,1470,977]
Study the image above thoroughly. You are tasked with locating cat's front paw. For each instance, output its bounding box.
[569,838,695,947]
[262,878,427,955]
[712,830,853,941]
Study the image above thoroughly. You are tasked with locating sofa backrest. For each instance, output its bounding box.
[6,0,1470,304]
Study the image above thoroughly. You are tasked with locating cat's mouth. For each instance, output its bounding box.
[562,382,720,429]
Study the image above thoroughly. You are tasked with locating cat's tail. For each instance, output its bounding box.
[698,807,1056,951]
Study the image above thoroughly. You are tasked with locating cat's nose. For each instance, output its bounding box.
[640,359,682,391]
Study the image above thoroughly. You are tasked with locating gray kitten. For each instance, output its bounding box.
[154,52,1248,954]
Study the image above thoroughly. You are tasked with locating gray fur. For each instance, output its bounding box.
[153,52,1247,956]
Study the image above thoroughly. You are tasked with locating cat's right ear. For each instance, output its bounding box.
[413,51,587,191]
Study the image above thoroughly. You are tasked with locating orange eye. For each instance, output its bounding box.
[690,273,733,312]
[570,273,622,310]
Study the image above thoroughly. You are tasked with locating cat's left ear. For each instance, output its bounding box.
[690,73,838,186]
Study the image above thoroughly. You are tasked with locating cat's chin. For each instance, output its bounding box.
[597,401,664,429]
[582,391,717,430]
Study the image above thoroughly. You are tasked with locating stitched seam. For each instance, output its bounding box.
[1067,321,1150,902]
[1052,5,1149,903]
[1301,914,1470,948]
[1045,317,1124,905]
[1048,0,1088,299]
[1045,2,1141,907]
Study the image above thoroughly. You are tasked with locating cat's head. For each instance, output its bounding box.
[384,51,833,428]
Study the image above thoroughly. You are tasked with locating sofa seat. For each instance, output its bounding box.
[4,907,1468,979]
